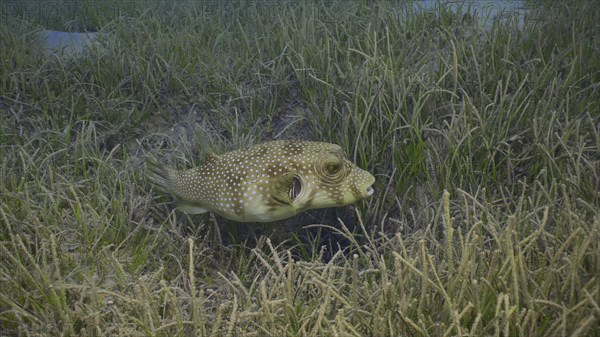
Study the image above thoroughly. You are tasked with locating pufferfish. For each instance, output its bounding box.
[147,140,375,222]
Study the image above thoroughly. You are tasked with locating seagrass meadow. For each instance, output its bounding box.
[1,1,599,336]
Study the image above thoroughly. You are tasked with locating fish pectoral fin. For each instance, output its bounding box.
[175,202,209,214]
[270,173,295,205]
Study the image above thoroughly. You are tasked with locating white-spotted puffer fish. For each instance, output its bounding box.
[147,140,375,222]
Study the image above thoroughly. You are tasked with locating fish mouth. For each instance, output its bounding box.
[364,175,376,198]
[366,186,375,197]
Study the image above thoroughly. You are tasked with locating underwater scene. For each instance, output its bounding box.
[1,1,599,336]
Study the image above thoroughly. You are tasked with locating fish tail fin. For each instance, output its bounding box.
[146,157,210,215]
[146,157,177,194]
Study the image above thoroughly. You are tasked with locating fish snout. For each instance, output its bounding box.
[358,172,376,199]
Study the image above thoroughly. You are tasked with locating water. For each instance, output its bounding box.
[34,1,529,60]
[410,0,529,30]
[36,30,106,59]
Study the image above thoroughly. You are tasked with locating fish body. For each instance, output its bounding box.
[147,140,375,222]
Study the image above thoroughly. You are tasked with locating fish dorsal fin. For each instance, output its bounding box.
[176,202,209,214]
[206,152,219,164]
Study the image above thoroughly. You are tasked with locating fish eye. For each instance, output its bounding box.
[315,156,346,184]
[321,158,345,177]
[327,163,339,173]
